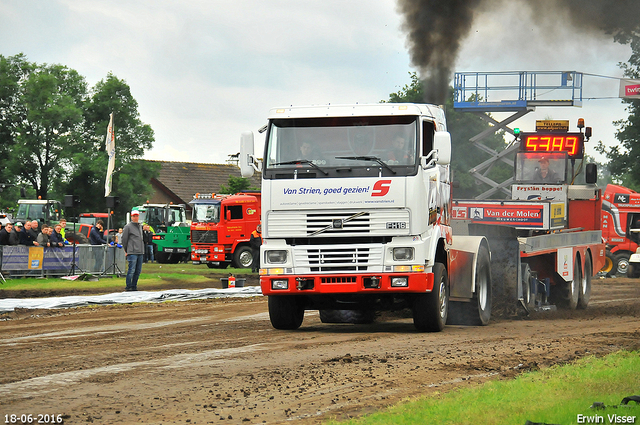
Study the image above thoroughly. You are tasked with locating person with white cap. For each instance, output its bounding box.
[121,210,145,291]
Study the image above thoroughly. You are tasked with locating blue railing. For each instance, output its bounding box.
[453,71,583,111]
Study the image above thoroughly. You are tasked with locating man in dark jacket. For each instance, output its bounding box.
[50,224,65,247]
[250,224,262,273]
[89,220,107,272]
[9,222,22,245]
[0,222,13,246]
[90,220,107,245]
[20,221,39,246]
[142,224,155,263]
[122,211,145,291]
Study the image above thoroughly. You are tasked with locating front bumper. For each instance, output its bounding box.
[260,272,433,296]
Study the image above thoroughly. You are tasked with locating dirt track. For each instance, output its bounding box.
[1,278,639,425]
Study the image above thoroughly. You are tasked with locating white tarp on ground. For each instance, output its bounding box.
[0,286,263,313]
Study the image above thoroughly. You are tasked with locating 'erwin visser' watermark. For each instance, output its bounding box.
[577,413,636,423]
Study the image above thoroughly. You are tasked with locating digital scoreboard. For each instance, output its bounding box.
[519,132,585,159]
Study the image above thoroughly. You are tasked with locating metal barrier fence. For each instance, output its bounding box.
[0,245,126,278]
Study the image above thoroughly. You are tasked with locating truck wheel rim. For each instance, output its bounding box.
[617,258,629,274]
[478,271,488,310]
[240,251,253,268]
[438,278,447,319]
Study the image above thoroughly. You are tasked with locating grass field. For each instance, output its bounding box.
[0,262,255,294]
[331,351,640,425]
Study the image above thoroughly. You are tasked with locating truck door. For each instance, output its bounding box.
[224,204,246,241]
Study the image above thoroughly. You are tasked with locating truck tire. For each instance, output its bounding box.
[206,262,228,269]
[232,245,253,269]
[629,263,640,279]
[319,310,375,324]
[578,254,592,309]
[521,262,536,312]
[601,253,614,276]
[268,296,304,330]
[558,256,580,310]
[155,251,171,264]
[413,262,448,332]
[612,252,630,277]
[447,246,492,326]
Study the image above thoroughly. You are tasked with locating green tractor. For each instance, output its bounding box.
[132,203,190,263]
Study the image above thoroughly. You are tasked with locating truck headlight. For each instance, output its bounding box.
[391,277,408,287]
[266,250,288,264]
[393,247,414,261]
[271,279,289,290]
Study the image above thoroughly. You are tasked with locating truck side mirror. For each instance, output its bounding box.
[240,132,256,178]
[585,163,597,184]
[434,131,451,165]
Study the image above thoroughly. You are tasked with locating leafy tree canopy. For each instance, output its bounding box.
[220,175,257,194]
[0,54,158,215]
[599,30,640,190]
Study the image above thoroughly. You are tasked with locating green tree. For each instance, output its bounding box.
[220,175,253,194]
[386,72,511,198]
[0,54,158,217]
[600,31,640,190]
[0,54,87,200]
[57,73,157,214]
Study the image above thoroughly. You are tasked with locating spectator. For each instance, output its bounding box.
[0,222,12,245]
[31,220,40,234]
[122,210,145,291]
[20,221,39,246]
[250,224,262,273]
[50,224,65,247]
[9,222,22,245]
[90,220,107,245]
[143,224,155,263]
[37,225,52,247]
[59,218,68,241]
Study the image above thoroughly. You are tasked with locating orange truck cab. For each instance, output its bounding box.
[190,191,261,269]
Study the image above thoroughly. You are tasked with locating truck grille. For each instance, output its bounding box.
[293,244,383,273]
[268,210,410,238]
[191,230,218,244]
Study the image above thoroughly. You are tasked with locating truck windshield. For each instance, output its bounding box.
[138,206,186,229]
[16,203,46,221]
[264,116,417,178]
[192,203,220,223]
[514,152,568,184]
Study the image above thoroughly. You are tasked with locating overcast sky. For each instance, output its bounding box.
[0,0,632,165]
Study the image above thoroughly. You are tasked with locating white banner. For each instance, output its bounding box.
[619,78,640,99]
[105,113,115,196]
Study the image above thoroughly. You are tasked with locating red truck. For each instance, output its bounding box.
[601,184,640,277]
[189,192,261,269]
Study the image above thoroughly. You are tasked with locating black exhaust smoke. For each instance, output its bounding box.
[397,0,640,105]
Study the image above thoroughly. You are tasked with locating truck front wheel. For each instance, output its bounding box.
[268,296,304,330]
[233,246,253,269]
[559,256,581,310]
[448,246,492,326]
[612,252,630,277]
[578,254,592,309]
[413,262,448,332]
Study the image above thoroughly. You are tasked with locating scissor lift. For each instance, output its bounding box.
[453,71,583,199]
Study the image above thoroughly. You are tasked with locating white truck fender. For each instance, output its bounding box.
[448,235,489,300]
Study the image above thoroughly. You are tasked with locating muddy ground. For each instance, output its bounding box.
[0,278,639,425]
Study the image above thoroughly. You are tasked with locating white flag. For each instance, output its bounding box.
[105,113,116,197]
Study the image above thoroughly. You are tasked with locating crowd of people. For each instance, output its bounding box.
[0,219,69,247]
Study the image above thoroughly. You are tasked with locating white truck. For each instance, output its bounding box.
[239,104,605,331]
[240,103,492,331]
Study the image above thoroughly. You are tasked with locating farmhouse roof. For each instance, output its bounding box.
[146,160,261,206]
